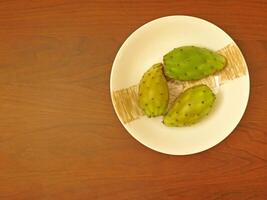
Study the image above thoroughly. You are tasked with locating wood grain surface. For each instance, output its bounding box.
[0,0,266,199]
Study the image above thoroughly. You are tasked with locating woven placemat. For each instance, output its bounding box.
[112,43,247,123]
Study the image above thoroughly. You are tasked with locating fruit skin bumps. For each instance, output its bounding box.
[163,84,215,127]
[138,63,169,117]
[163,46,226,81]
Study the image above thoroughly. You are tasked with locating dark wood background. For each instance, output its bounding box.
[0,0,266,199]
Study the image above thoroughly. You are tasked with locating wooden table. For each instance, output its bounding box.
[0,1,266,199]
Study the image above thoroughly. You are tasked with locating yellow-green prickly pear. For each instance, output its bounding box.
[138,63,169,117]
[163,84,215,126]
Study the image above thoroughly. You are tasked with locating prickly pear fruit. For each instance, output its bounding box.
[163,84,215,127]
[163,46,226,81]
[138,63,169,117]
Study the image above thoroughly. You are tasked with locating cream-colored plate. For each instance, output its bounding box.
[110,16,250,155]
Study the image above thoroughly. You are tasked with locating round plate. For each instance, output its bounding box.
[110,16,250,155]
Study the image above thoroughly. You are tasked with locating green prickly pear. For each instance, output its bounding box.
[163,46,226,81]
[138,63,169,117]
[163,84,215,127]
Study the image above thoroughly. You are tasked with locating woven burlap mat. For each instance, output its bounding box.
[112,44,247,123]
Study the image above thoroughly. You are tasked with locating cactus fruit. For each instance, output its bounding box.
[163,46,226,81]
[163,84,215,127]
[138,63,169,117]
